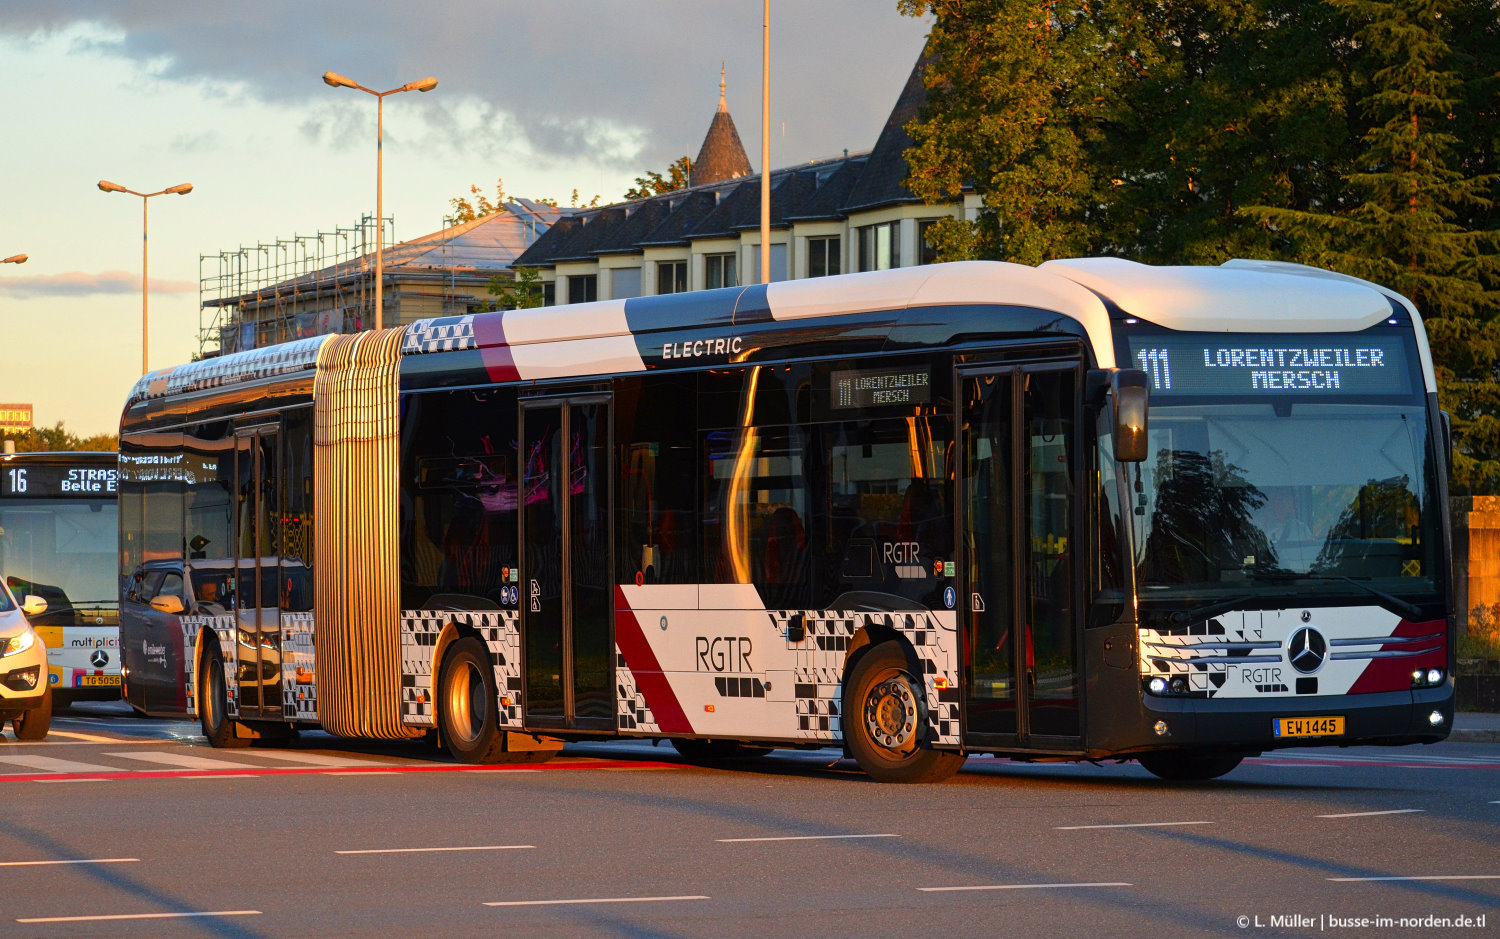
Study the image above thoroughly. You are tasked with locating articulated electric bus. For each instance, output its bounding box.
[117,258,1452,782]
[0,451,121,705]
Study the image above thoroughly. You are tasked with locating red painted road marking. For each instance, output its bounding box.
[3,757,684,785]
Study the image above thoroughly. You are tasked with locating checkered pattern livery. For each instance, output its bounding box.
[402,315,476,354]
[615,646,660,733]
[767,609,960,745]
[128,335,328,406]
[280,613,318,721]
[181,614,238,718]
[400,610,522,728]
[1139,616,1268,698]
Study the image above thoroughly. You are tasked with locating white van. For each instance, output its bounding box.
[0,581,51,740]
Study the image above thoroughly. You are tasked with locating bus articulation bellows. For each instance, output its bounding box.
[118,258,1453,782]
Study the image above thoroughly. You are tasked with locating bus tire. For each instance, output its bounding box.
[438,637,506,764]
[200,648,250,749]
[844,641,964,783]
[12,686,51,741]
[1137,749,1244,781]
[670,738,773,762]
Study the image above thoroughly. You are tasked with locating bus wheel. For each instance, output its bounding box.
[12,686,52,741]
[1137,749,1244,781]
[845,642,963,784]
[438,638,506,764]
[200,649,249,749]
[669,738,773,762]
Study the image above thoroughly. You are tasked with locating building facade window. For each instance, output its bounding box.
[807,236,842,278]
[705,253,737,290]
[657,261,688,295]
[918,219,942,266]
[856,222,899,272]
[567,274,598,304]
[542,281,556,306]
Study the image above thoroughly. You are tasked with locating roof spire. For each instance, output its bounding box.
[719,61,727,113]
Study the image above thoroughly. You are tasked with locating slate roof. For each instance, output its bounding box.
[690,73,754,187]
[514,50,932,270]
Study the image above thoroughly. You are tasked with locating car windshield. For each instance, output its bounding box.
[0,580,14,613]
[1127,400,1441,611]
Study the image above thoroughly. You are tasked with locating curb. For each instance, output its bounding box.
[1449,728,1500,744]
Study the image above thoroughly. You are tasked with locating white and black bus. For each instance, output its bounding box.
[117,258,1453,781]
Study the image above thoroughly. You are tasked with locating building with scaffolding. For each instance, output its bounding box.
[198,198,564,357]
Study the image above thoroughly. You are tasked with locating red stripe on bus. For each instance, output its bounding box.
[612,586,693,734]
[472,313,520,383]
[1347,617,1447,695]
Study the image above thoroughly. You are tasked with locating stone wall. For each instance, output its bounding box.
[1453,496,1500,639]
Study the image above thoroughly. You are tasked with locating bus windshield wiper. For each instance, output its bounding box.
[1304,574,1424,621]
[1166,595,1261,626]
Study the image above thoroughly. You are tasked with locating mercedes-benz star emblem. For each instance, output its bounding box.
[1286,627,1326,673]
[90,649,110,668]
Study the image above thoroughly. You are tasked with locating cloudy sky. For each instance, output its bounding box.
[0,2,930,436]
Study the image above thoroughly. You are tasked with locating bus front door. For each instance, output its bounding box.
[959,363,1082,749]
[232,425,282,721]
[519,396,613,732]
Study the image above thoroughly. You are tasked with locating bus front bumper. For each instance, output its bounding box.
[1130,686,1454,752]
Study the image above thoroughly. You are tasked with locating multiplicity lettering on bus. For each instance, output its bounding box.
[1204,346,1386,391]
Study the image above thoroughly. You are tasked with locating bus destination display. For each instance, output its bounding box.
[1125,333,1413,397]
[831,367,931,410]
[1,463,119,498]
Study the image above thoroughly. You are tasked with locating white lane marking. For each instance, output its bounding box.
[1317,809,1425,818]
[104,751,261,771]
[338,845,535,855]
[44,731,122,743]
[178,774,258,780]
[0,755,122,774]
[0,859,137,868]
[1055,821,1212,830]
[921,882,1132,893]
[230,750,391,768]
[717,834,899,843]
[1330,875,1500,883]
[484,896,709,908]
[325,771,402,776]
[35,778,111,784]
[17,910,261,924]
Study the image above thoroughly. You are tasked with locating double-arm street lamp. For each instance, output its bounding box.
[322,71,437,331]
[97,180,193,375]
[1,254,26,265]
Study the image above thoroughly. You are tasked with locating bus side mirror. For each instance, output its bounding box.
[1112,369,1150,463]
[21,595,48,617]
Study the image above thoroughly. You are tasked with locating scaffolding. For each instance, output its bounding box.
[197,215,394,359]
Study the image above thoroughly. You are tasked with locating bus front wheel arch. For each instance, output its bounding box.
[199,645,250,749]
[843,640,963,784]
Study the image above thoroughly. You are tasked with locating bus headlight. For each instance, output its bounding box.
[1147,677,1168,696]
[1411,668,1445,688]
[1426,668,1443,686]
[1,628,37,658]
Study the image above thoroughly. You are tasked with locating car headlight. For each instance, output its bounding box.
[1,627,37,658]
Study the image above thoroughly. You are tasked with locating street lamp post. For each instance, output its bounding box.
[322,71,437,332]
[98,180,193,375]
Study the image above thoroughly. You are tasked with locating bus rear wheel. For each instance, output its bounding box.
[12,686,51,741]
[845,642,963,784]
[438,638,507,764]
[1137,749,1244,781]
[200,648,249,749]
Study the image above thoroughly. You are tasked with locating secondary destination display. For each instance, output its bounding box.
[1124,333,1415,397]
[1,463,118,498]
[831,367,932,409]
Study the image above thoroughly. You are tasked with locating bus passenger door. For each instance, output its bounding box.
[233,425,283,721]
[519,396,614,732]
[959,362,1082,748]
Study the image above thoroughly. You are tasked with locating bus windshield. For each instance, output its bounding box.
[0,500,121,612]
[1130,401,1441,611]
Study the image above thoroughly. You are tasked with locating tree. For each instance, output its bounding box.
[624,156,694,200]
[480,266,545,312]
[898,0,1158,264]
[1239,0,1500,493]
[3,422,117,453]
[449,178,508,224]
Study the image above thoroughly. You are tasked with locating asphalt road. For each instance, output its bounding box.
[2,702,1496,937]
